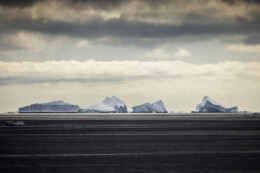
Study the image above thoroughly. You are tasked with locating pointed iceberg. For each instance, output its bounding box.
[194,96,238,113]
[18,100,80,113]
[152,100,168,113]
[133,100,168,113]
[80,96,132,113]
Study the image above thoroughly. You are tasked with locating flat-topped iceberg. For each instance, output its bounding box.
[194,96,238,113]
[80,96,133,113]
[18,100,80,113]
[133,100,168,113]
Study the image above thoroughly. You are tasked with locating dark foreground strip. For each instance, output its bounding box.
[1,131,260,136]
[1,150,260,158]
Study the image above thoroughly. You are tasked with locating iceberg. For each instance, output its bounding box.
[194,96,238,113]
[132,103,154,113]
[80,96,132,113]
[80,102,116,113]
[133,100,168,113]
[5,121,25,126]
[18,100,80,113]
[152,100,168,113]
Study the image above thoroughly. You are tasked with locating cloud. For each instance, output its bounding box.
[227,44,260,54]
[0,0,259,48]
[1,59,260,112]
[0,0,41,7]
[1,0,258,25]
[145,49,172,58]
[173,48,191,58]
[243,35,260,45]
[0,60,259,85]
[0,31,70,52]
[145,48,191,58]
[76,40,89,48]
[0,31,94,52]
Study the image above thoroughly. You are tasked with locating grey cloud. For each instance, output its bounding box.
[0,77,123,85]
[0,75,166,85]
[243,35,260,45]
[0,74,220,85]
[1,18,259,38]
[1,0,259,7]
[0,0,260,49]
[221,0,260,4]
[0,0,126,7]
[0,42,22,51]
[0,0,41,7]
[0,60,259,85]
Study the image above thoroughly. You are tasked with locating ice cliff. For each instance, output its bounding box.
[194,96,238,113]
[80,96,133,113]
[133,100,168,113]
[18,100,80,113]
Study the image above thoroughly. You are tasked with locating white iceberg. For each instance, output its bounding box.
[80,96,132,113]
[18,100,80,113]
[194,96,238,113]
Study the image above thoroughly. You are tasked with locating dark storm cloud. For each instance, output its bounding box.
[0,0,260,49]
[1,0,259,6]
[0,0,41,6]
[222,0,260,4]
[1,0,259,7]
[243,35,260,45]
[0,0,129,7]
[1,18,259,42]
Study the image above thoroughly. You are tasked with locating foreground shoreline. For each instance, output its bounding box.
[0,113,260,172]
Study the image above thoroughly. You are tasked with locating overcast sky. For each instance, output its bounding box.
[0,0,260,112]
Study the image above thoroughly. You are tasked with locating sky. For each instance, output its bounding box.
[0,0,260,112]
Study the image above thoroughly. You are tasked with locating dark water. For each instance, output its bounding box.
[0,113,260,172]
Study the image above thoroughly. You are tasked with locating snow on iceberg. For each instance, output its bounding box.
[80,96,132,113]
[18,100,80,113]
[194,96,238,113]
[133,100,168,113]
